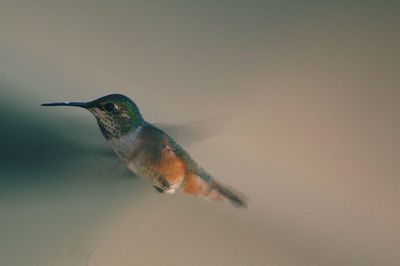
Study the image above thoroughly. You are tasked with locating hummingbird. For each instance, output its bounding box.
[41,94,247,208]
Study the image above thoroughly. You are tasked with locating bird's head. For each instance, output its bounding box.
[42,94,143,140]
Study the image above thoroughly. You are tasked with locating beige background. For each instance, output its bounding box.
[1,1,399,265]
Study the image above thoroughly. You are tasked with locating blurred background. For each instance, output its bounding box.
[1,1,399,265]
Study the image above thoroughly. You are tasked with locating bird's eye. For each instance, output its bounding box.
[104,103,116,111]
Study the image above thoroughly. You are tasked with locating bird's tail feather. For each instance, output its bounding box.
[180,174,248,209]
[212,182,248,209]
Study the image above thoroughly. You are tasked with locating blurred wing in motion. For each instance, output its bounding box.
[154,115,226,146]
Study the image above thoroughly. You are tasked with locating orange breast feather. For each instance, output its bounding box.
[156,147,186,187]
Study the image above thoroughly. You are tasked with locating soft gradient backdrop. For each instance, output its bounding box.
[1,1,399,265]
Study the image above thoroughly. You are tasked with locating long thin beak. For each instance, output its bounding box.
[41,101,87,108]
